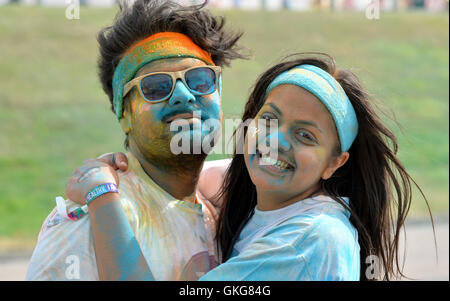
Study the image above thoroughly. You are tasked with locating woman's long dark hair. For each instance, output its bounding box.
[214,53,435,281]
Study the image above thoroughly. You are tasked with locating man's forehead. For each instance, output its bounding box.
[135,57,207,77]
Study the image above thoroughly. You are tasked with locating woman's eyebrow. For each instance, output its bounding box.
[268,103,282,115]
[293,120,323,133]
[268,103,323,133]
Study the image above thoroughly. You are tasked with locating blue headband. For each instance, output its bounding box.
[265,64,358,152]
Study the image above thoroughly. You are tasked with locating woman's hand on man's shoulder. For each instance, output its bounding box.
[65,152,128,205]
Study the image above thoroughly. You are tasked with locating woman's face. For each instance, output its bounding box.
[244,84,349,204]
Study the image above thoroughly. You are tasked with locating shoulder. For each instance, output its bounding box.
[301,214,359,258]
[199,159,231,188]
[271,208,360,280]
[261,197,354,241]
[255,213,360,280]
[299,213,360,280]
[259,200,360,265]
[272,206,358,248]
[197,159,231,206]
[26,206,98,280]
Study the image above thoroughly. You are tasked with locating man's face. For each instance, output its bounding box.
[121,57,222,164]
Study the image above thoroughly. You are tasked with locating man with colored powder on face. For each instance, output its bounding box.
[26,0,246,281]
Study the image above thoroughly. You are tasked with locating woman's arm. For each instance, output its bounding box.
[96,152,230,209]
[66,159,154,280]
[88,193,154,280]
[66,154,231,280]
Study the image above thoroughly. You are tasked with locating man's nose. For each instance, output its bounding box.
[168,80,196,106]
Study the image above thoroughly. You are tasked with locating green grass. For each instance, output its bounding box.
[0,6,448,242]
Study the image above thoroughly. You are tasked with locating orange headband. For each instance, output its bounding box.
[124,32,214,64]
[112,32,214,120]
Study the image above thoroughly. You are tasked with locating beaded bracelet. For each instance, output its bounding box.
[85,183,119,206]
[67,205,89,221]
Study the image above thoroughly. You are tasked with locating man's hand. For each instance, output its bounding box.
[66,159,120,205]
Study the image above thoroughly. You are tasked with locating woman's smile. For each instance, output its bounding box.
[254,149,296,177]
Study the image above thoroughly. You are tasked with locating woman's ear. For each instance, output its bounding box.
[321,152,350,180]
[119,103,132,134]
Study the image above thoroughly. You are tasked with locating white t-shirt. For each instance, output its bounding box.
[234,195,352,254]
[200,195,361,281]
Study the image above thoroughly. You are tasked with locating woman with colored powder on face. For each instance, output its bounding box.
[67,53,433,281]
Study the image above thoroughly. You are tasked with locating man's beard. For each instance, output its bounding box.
[137,135,208,175]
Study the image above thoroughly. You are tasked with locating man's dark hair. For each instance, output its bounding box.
[97,0,247,114]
